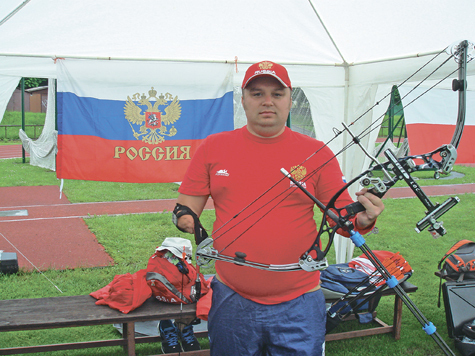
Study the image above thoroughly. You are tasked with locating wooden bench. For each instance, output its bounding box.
[0,281,417,355]
[0,295,209,356]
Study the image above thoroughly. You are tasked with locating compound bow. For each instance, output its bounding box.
[196,40,473,274]
[194,40,474,356]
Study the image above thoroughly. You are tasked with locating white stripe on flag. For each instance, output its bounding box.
[57,59,234,101]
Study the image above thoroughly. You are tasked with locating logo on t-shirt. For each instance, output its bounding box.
[215,169,229,177]
[289,165,307,188]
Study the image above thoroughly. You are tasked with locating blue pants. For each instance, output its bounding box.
[208,278,326,356]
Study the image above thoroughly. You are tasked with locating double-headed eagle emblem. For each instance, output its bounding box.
[290,165,307,181]
[124,87,181,144]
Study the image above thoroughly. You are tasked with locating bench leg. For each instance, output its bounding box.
[123,322,136,356]
[392,294,403,340]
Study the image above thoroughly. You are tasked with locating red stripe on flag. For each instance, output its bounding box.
[57,135,203,183]
[406,123,475,164]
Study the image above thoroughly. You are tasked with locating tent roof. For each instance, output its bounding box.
[1,0,474,67]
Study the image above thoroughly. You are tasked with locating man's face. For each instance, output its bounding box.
[241,76,292,138]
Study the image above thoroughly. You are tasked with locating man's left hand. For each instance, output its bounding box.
[354,188,385,229]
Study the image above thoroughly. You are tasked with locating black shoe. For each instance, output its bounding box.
[159,320,182,353]
[178,323,201,351]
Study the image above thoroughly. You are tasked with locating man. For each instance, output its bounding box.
[173,61,384,355]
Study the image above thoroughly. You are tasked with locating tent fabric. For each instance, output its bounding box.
[0,76,19,123]
[19,78,58,171]
[0,0,473,65]
[1,0,475,262]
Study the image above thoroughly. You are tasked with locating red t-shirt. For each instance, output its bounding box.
[179,126,367,304]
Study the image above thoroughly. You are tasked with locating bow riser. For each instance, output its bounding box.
[195,238,329,272]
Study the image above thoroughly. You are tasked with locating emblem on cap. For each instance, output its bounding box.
[259,61,274,70]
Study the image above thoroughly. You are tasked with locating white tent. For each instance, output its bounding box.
[1,0,474,262]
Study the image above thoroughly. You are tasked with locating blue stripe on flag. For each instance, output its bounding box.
[58,91,234,140]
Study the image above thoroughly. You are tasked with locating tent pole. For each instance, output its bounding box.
[342,63,350,178]
[0,0,32,27]
[54,79,57,131]
[21,77,25,163]
[334,63,353,264]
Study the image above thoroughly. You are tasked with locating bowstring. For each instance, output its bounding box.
[345,47,450,133]
[357,47,474,144]
[357,56,472,147]
[356,52,456,142]
[206,46,463,255]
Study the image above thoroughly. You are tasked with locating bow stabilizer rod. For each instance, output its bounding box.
[281,169,456,356]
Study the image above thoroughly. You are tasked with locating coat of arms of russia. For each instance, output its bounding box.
[124,87,181,144]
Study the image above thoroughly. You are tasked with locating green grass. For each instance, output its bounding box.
[0,111,46,141]
[369,161,475,187]
[1,111,46,126]
[0,158,473,355]
[0,158,179,203]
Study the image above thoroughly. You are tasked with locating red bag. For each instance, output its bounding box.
[196,276,213,321]
[90,269,152,314]
[146,250,209,304]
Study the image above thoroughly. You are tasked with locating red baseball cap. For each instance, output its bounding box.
[242,61,292,90]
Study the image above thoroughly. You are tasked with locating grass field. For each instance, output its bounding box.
[0,156,473,355]
[0,111,46,141]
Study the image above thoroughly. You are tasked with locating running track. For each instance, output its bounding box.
[0,144,29,159]
[0,145,473,271]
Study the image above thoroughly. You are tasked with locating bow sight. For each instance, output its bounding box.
[350,144,460,238]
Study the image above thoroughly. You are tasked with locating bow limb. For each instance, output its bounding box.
[450,40,469,148]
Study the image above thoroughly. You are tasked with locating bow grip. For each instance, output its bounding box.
[344,188,385,216]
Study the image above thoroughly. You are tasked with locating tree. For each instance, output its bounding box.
[18,78,48,89]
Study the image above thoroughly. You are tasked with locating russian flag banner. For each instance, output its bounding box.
[402,85,475,164]
[56,60,234,183]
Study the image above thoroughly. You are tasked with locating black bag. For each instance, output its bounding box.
[441,281,475,356]
[455,318,475,356]
[438,240,475,282]
[455,335,475,356]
